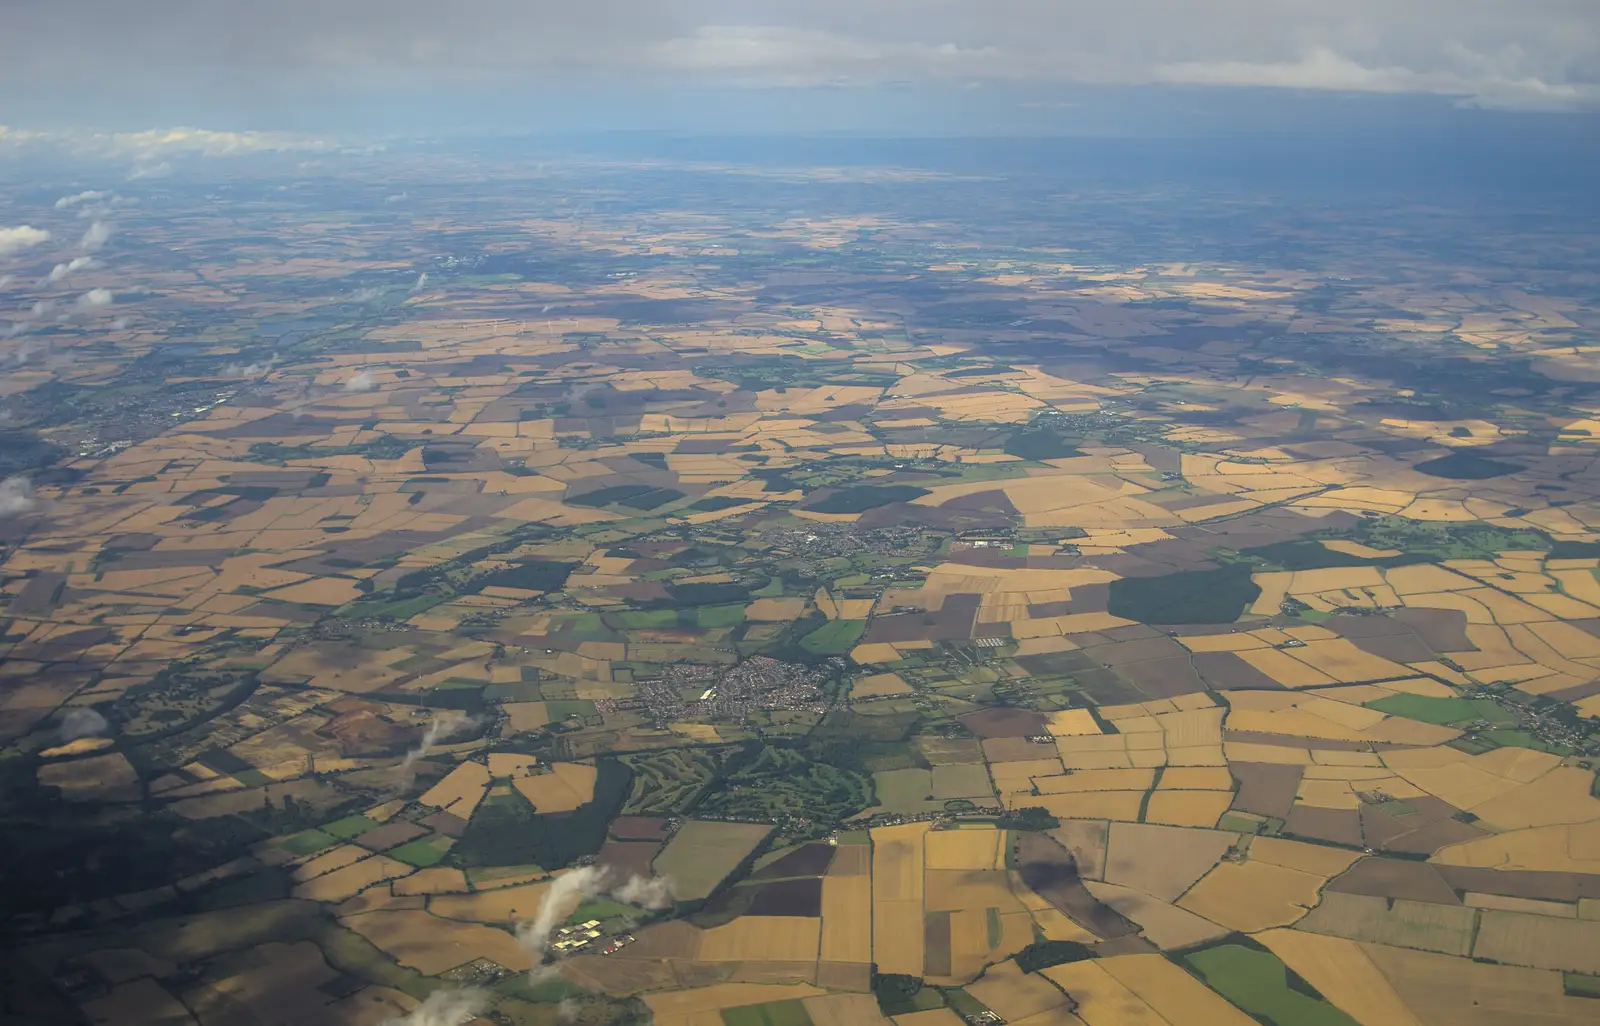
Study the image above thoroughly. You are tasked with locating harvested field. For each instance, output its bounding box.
[1472,910,1600,973]
[1015,830,1138,939]
[924,869,1025,914]
[392,867,469,896]
[358,821,429,851]
[1296,892,1477,955]
[429,878,552,923]
[1048,821,1108,881]
[925,828,1001,871]
[1102,823,1237,901]
[512,761,597,813]
[874,768,935,813]
[872,822,928,975]
[1327,859,1461,905]
[598,841,663,878]
[417,761,490,820]
[657,821,774,901]
[754,843,836,880]
[851,673,913,699]
[820,875,872,963]
[644,984,826,1018]
[699,917,821,961]
[1370,943,1598,1026]
[1143,790,1232,828]
[747,878,825,917]
[1097,953,1258,1026]
[339,909,530,974]
[291,855,414,902]
[965,966,1071,1022]
[931,764,994,800]
[1178,860,1326,932]
[1081,881,1229,950]
[802,993,891,1026]
[613,816,672,841]
[828,844,872,877]
[919,738,985,765]
[80,978,194,1026]
[1229,762,1304,818]
[959,708,1048,738]
[1255,928,1424,1026]
[1284,805,1364,847]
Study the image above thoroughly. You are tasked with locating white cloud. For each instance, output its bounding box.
[0,226,51,257]
[1,3,1597,115]
[1155,46,1600,110]
[344,369,378,392]
[81,221,114,252]
[55,190,111,209]
[380,987,489,1026]
[48,255,96,282]
[76,288,114,309]
[58,707,110,741]
[0,475,36,517]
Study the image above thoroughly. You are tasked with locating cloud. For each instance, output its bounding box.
[380,987,489,1026]
[411,272,429,291]
[516,866,609,956]
[611,874,673,909]
[0,226,51,257]
[398,711,481,774]
[55,190,111,209]
[58,707,110,741]
[81,221,114,252]
[0,475,37,517]
[48,256,96,282]
[344,369,378,392]
[1155,46,1599,110]
[515,867,674,958]
[223,359,274,377]
[76,288,114,309]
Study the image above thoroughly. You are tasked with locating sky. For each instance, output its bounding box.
[1,0,1598,137]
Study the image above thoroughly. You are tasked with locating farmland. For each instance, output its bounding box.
[3,129,1600,1026]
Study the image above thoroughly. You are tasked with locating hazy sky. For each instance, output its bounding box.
[3,0,1598,134]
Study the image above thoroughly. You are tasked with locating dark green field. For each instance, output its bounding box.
[799,619,867,653]
[1182,942,1359,1026]
[805,485,931,514]
[1107,564,1261,624]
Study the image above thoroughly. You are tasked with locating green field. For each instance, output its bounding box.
[696,744,873,827]
[799,619,867,653]
[805,485,931,514]
[387,836,452,868]
[1366,694,1515,726]
[1182,943,1359,1026]
[279,829,337,856]
[722,1000,813,1026]
[621,748,722,814]
[615,608,680,629]
[320,815,379,840]
[695,603,748,628]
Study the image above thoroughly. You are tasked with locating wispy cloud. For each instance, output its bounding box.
[75,288,114,309]
[81,221,114,252]
[55,190,111,209]
[344,369,378,392]
[380,987,489,1026]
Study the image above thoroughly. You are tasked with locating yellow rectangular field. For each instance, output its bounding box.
[821,876,873,963]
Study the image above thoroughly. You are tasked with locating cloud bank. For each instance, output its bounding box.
[0,1,1595,117]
